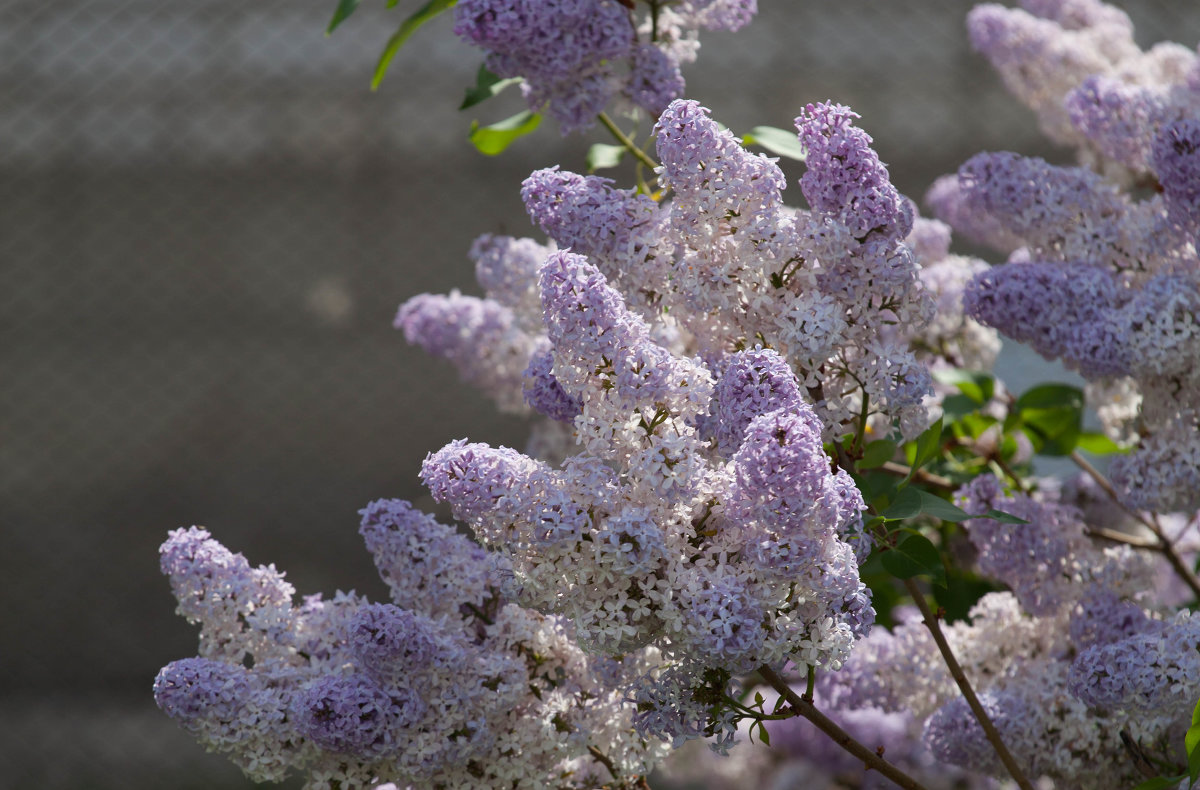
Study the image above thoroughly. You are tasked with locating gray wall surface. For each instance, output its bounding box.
[2,1,1195,787]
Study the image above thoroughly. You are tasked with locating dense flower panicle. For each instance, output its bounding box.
[1068,610,1200,718]
[452,0,757,134]
[912,250,1001,371]
[966,2,1138,145]
[1153,118,1200,238]
[922,692,1023,778]
[796,102,912,242]
[357,498,511,620]
[454,0,635,134]
[395,290,541,414]
[1068,588,1163,651]
[963,261,1132,378]
[708,346,804,455]
[925,173,1024,253]
[469,233,555,331]
[158,520,666,789]
[520,166,666,301]
[522,342,583,422]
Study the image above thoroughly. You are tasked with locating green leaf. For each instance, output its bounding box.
[905,417,944,482]
[460,65,521,110]
[326,0,362,34]
[941,394,980,423]
[932,369,995,405]
[742,126,806,161]
[1014,383,1084,456]
[916,491,971,523]
[758,721,771,746]
[1075,431,1128,456]
[983,508,1029,525]
[372,0,457,90]
[881,533,947,589]
[586,143,626,172]
[858,439,897,470]
[468,110,542,155]
[1187,696,1200,785]
[1132,777,1187,790]
[882,486,923,520]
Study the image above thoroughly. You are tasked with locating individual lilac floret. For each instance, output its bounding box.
[395,290,539,414]
[709,347,803,456]
[923,692,1026,777]
[957,475,1093,616]
[453,0,635,134]
[796,102,912,242]
[1152,119,1200,238]
[522,342,582,422]
[358,498,511,620]
[1068,611,1200,717]
[963,261,1132,378]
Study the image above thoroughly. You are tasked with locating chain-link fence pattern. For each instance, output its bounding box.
[2,2,1196,787]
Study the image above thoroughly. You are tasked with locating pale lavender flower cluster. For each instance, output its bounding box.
[453,0,756,133]
[933,0,1200,512]
[155,505,666,788]
[523,99,937,441]
[417,251,873,750]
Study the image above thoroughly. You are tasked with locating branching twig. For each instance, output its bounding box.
[899,579,1035,790]
[756,665,932,790]
[1070,450,1200,600]
[587,745,619,781]
[597,111,659,171]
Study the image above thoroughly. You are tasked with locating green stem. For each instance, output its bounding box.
[598,111,659,172]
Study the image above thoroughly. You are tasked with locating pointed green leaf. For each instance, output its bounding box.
[326,0,362,34]
[1015,383,1084,411]
[858,439,897,470]
[905,417,944,482]
[758,721,771,746]
[372,0,457,90]
[742,126,806,161]
[1132,777,1187,790]
[1075,431,1128,456]
[468,110,542,155]
[915,490,970,523]
[1186,696,1200,785]
[983,508,1029,525]
[882,486,922,520]
[460,65,521,110]
[881,533,947,588]
[932,369,995,405]
[586,143,626,172]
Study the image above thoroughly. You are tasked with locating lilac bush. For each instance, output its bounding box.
[157,1,1200,788]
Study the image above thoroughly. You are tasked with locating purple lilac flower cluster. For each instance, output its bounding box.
[453,0,756,133]
[932,0,1200,512]
[155,503,666,789]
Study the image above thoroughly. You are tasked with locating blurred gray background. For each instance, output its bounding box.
[1,1,1195,787]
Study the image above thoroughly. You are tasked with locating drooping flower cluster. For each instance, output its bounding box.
[453,0,756,133]
[930,0,1200,512]
[154,501,666,789]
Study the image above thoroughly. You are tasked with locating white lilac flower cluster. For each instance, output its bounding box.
[928,0,1200,512]
[154,500,666,789]
[453,0,756,133]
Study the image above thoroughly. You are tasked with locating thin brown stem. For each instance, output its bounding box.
[597,111,659,172]
[878,461,956,493]
[587,745,619,781]
[756,665,931,790]
[899,579,1035,790]
[1070,450,1200,600]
